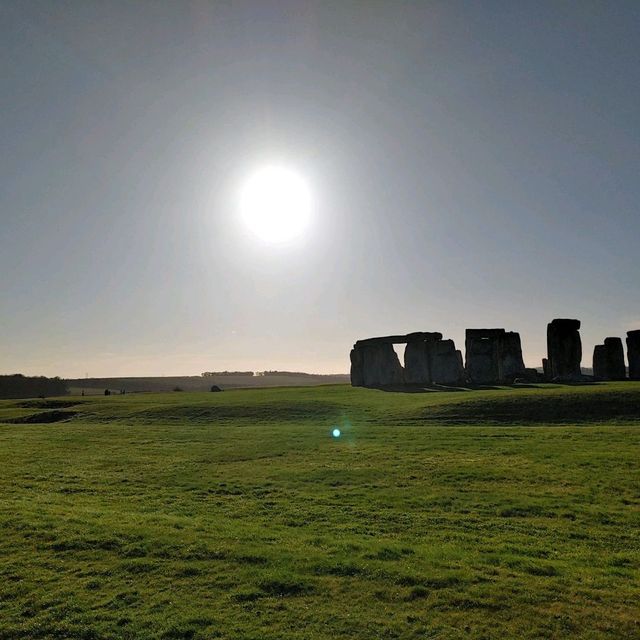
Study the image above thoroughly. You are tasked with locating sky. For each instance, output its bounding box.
[1,0,639,377]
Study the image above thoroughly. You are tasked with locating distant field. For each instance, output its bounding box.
[0,383,639,639]
[66,373,350,395]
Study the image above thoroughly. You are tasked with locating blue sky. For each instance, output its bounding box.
[1,1,639,376]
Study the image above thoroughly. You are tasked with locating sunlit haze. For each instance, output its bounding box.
[1,2,639,377]
[240,166,312,244]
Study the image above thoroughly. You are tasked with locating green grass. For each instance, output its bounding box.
[0,383,639,639]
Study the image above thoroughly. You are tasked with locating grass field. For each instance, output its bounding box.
[1,383,639,639]
[65,372,350,396]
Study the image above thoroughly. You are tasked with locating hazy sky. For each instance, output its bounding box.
[2,1,639,377]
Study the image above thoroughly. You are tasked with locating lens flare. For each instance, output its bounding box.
[332,428,341,438]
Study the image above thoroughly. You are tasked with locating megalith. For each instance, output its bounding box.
[547,319,582,380]
[404,341,430,384]
[465,329,502,384]
[349,347,365,387]
[604,337,625,380]
[501,332,526,381]
[465,329,526,384]
[403,332,442,384]
[626,330,640,380]
[592,345,607,380]
[350,336,405,387]
[431,340,465,385]
[592,337,626,380]
[350,331,464,387]
[361,343,404,387]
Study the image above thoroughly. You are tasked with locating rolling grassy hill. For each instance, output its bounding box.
[0,383,639,639]
[65,373,350,395]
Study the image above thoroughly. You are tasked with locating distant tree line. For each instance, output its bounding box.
[201,370,345,378]
[0,374,69,399]
[256,371,335,377]
[201,371,255,377]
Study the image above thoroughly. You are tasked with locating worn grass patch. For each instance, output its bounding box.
[0,382,639,639]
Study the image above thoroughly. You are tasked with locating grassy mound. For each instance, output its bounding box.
[3,380,639,427]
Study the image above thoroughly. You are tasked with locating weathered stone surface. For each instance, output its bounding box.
[465,329,525,384]
[542,358,550,380]
[352,332,443,387]
[405,332,443,343]
[593,337,626,380]
[356,342,404,387]
[350,347,365,387]
[626,330,640,380]
[501,332,526,381]
[465,329,503,384]
[355,332,442,347]
[352,328,514,388]
[592,345,607,380]
[403,333,442,384]
[547,319,582,380]
[604,337,625,379]
[404,341,431,384]
[455,350,464,379]
[431,340,464,385]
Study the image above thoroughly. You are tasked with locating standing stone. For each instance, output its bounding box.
[626,330,640,380]
[455,349,465,380]
[404,341,429,384]
[403,333,442,385]
[350,347,365,387]
[501,332,526,382]
[592,345,607,380]
[357,342,404,387]
[465,329,503,384]
[465,329,526,384]
[605,337,626,380]
[593,339,625,380]
[547,319,582,380]
[431,339,464,385]
[542,358,550,380]
[352,332,445,387]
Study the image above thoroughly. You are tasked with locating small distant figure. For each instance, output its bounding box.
[120,389,126,395]
[104,389,111,396]
[210,385,222,392]
[81,390,85,396]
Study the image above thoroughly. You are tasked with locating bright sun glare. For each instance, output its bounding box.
[240,166,312,244]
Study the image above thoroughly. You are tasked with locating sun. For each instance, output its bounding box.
[240,166,312,244]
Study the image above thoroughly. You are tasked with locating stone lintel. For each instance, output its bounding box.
[465,328,506,339]
[549,318,581,331]
[354,332,442,348]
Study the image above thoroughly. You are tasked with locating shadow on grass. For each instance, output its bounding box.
[374,381,603,394]
[376,384,471,393]
[411,392,640,424]
[373,383,534,393]
[7,410,77,424]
